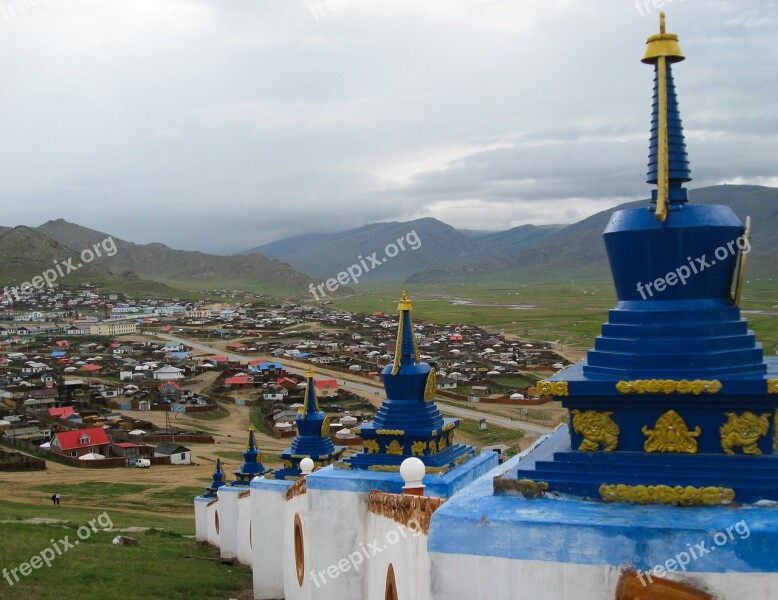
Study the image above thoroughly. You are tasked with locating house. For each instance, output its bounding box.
[78,363,101,376]
[276,377,299,390]
[48,406,77,420]
[224,375,253,386]
[50,428,110,459]
[314,379,339,397]
[153,443,191,465]
[159,381,180,402]
[437,377,458,390]
[152,365,184,381]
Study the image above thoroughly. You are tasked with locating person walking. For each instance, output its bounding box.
[51,493,56,506]
[55,493,61,505]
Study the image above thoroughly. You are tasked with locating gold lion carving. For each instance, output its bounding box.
[571,410,620,452]
[720,411,770,455]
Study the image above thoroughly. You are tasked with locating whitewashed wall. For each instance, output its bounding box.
[206,498,219,547]
[252,484,289,599]
[282,489,310,600]
[193,496,210,542]
[429,553,778,600]
[302,488,368,600]
[364,512,431,600]
[236,493,253,566]
[216,487,242,560]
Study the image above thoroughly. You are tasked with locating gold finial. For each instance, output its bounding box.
[397,290,412,312]
[642,12,684,64]
[248,423,255,432]
[306,369,315,379]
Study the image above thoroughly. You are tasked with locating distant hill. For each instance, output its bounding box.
[243,217,498,281]
[407,185,778,283]
[0,226,188,298]
[477,224,564,256]
[0,226,123,286]
[37,219,313,290]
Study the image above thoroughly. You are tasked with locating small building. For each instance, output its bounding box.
[153,443,191,465]
[112,442,143,464]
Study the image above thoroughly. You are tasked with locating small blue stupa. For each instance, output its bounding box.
[269,369,345,480]
[230,425,267,486]
[512,12,778,504]
[345,291,478,472]
[204,457,226,497]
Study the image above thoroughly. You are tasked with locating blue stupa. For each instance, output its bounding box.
[204,457,226,497]
[269,370,345,480]
[344,291,478,472]
[230,425,267,486]
[509,13,778,504]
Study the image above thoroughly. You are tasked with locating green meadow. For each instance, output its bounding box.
[327,280,778,356]
[0,500,251,600]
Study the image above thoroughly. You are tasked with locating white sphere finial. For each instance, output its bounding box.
[400,457,426,495]
[300,457,314,476]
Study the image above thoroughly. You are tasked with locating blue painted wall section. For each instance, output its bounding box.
[430,428,778,573]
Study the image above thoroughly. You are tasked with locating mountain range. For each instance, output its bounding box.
[246,185,778,284]
[1,185,775,296]
[406,185,778,283]
[243,218,564,281]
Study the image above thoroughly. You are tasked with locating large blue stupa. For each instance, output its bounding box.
[344,291,478,472]
[510,13,778,505]
[268,369,345,480]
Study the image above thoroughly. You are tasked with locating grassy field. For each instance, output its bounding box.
[328,280,778,356]
[0,500,252,600]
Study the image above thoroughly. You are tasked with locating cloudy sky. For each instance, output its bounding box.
[0,0,776,254]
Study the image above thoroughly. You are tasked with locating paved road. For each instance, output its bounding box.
[156,333,554,435]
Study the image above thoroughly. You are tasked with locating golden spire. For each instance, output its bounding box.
[642,12,685,222]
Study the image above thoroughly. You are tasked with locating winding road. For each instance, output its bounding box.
[156,333,554,436]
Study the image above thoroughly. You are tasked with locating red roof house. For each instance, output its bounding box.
[277,377,299,389]
[51,428,110,458]
[48,406,76,420]
[224,375,253,386]
[314,379,339,397]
